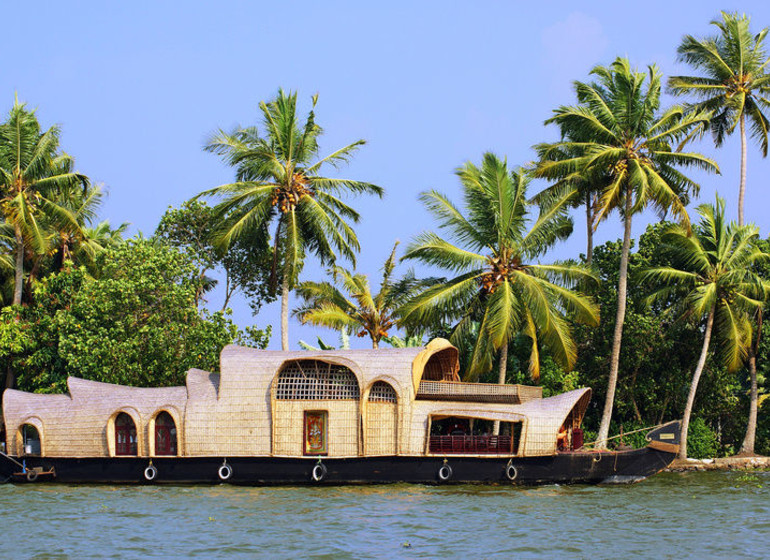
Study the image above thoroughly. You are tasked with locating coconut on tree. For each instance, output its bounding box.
[641,196,769,459]
[401,153,599,427]
[535,58,719,447]
[0,97,89,305]
[197,89,383,349]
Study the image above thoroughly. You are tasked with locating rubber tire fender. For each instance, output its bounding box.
[218,464,233,481]
[311,463,328,482]
[505,463,518,481]
[144,465,158,481]
[26,470,38,482]
[438,464,453,482]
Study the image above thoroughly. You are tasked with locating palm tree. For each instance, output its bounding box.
[668,11,770,456]
[401,153,599,397]
[198,89,383,350]
[0,97,89,304]
[295,242,426,349]
[532,143,607,266]
[47,182,104,268]
[535,58,719,447]
[669,11,770,227]
[641,196,769,459]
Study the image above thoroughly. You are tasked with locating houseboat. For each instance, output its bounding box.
[0,339,680,485]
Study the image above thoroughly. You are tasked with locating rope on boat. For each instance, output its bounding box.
[582,423,665,449]
[0,448,25,469]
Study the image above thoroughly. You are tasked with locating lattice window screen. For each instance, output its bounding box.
[368,381,397,402]
[276,360,360,400]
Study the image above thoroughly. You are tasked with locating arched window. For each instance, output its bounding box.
[276,360,360,400]
[368,381,397,403]
[115,413,137,456]
[20,424,41,455]
[154,411,177,456]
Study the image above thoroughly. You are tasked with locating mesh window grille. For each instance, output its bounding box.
[368,381,397,402]
[276,360,360,400]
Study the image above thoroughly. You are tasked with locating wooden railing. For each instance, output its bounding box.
[429,435,513,454]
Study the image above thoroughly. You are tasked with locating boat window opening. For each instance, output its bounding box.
[422,349,459,382]
[557,410,584,451]
[154,411,177,456]
[21,424,41,455]
[115,413,138,456]
[429,417,522,454]
[368,381,397,402]
[276,360,360,400]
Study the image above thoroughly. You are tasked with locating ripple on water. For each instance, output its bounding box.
[1,472,769,559]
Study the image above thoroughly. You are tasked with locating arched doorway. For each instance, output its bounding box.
[115,413,137,456]
[365,381,398,456]
[154,411,177,456]
[20,424,41,456]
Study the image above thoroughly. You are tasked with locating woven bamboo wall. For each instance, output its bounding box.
[272,401,360,457]
[199,345,422,457]
[2,378,187,458]
[364,402,397,455]
[182,370,221,456]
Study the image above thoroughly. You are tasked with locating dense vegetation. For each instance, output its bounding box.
[1,11,769,458]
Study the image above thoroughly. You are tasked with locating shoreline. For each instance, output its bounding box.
[666,455,770,472]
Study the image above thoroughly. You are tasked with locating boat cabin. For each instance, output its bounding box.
[2,339,590,459]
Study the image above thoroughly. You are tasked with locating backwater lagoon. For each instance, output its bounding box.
[2,471,768,559]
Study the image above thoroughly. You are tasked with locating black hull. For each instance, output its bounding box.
[1,447,675,486]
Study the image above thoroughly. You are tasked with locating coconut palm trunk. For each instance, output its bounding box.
[736,114,761,456]
[739,113,747,227]
[281,273,290,351]
[13,225,24,306]
[740,310,762,455]
[493,343,509,436]
[740,349,759,454]
[585,193,594,266]
[597,193,634,447]
[679,306,716,460]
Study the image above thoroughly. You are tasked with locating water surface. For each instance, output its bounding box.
[2,472,767,559]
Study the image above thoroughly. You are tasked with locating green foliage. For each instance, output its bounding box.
[572,224,703,430]
[686,417,720,459]
[55,240,238,386]
[669,12,770,156]
[236,324,272,349]
[535,57,718,230]
[403,153,598,381]
[4,240,255,393]
[0,96,90,305]
[643,197,769,371]
[199,89,383,288]
[155,200,276,313]
[295,242,432,348]
[382,334,425,348]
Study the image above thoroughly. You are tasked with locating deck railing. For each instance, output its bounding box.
[417,381,542,404]
[429,435,514,454]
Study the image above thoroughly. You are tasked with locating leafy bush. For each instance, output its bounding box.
[686,417,719,459]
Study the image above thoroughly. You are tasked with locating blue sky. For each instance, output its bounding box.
[5,1,770,348]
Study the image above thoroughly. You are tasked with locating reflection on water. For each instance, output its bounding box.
[2,472,768,559]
